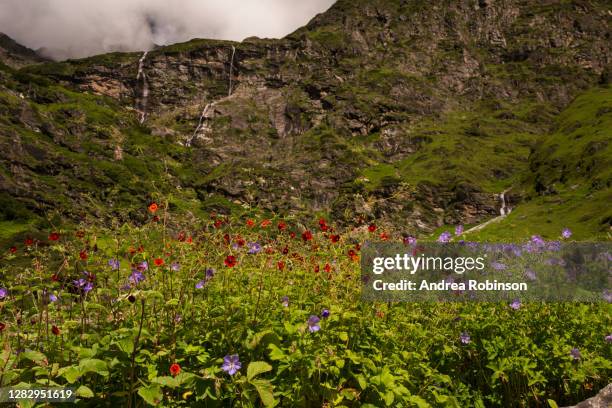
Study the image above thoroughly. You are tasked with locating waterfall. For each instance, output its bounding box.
[187,102,214,147]
[136,51,149,124]
[228,45,236,97]
[462,189,512,235]
[187,46,236,147]
[499,189,511,216]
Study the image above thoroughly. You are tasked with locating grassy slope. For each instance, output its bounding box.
[457,86,612,241]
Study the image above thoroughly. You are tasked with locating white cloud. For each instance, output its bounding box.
[0,0,335,60]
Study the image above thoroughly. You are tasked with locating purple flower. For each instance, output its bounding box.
[561,228,572,239]
[74,278,94,293]
[221,354,241,375]
[49,294,58,302]
[524,269,537,281]
[321,308,330,318]
[531,235,545,246]
[247,242,262,255]
[509,299,521,310]
[281,296,289,307]
[308,315,321,332]
[460,332,471,344]
[108,259,120,270]
[605,334,612,343]
[129,270,145,285]
[170,262,181,272]
[206,268,215,279]
[438,231,452,243]
[195,280,206,289]
[404,236,417,246]
[570,348,581,360]
[602,290,612,303]
[137,261,148,272]
[0,287,7,299]
[455,225,464,235]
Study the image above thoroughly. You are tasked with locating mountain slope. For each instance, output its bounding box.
[0,33,47,68]
[0,0,611,240]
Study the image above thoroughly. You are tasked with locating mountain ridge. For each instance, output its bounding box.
[0,0,610,241]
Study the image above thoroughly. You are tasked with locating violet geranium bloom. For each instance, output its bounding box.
[509,299,521,310]
[460,332,471,344]
[221,354,241,375]
[0,287,7,299]
[438,231,452,243]
[455,225,464,235]
[561,228,572,239]
[321,309,330,318]
[108,259,120,270]
[129,270,145,285]
[308,315,321,332]
[247,242,262,255]
[195,280,206,289]
[570,348,581,360]
[281,296,289,307]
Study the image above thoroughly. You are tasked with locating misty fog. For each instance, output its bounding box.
[0,0,335,60]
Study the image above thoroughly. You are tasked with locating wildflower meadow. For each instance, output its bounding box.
[0,202,610,407]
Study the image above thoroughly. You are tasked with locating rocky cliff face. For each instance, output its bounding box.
[1,0,610,236]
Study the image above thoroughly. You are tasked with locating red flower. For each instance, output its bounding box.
[223,234,230,244]
[0,322,6,332]
[379,232,389,241]
[49,232,60,241]
[277,222,287,231]
[224,255,237,268]
[368,224,377,233]
[324,263,332,273]
[354,243,361,251]
[302,231,313,242]
[318,218,326,227]
[51,273,59,282]
[148,202,158,213]
[9,246,17,254]
[289,232,296,239]
[79,251,88,260]
[24,238,34,246]
[170,363,181,377]
[177,231,186,241]
[51,325,60,336]
[152,215,160,223]
[236,238,246,247]
[154,258,164,266]
[186,236,193,244]
[246,219,255,228]
[214,219,223,229]
[261,219,272,228]
[277,260,285,271]
[330,234,340,243]
[348,249,356,258]
[282,246,289,255]
[314,265,320,273]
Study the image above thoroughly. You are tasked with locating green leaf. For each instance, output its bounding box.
[138,383,163,406]
[547,400,559,408]
[153,376,180,388]
[20,351,47,365]
[247,361,272,381]
[251,378,275,407]
[268,344,286,361]
[59,366,81,384]
[79,358,109,377]
[76,385,94,398]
